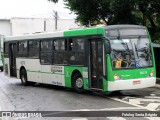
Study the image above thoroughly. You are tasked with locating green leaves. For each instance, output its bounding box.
[48,0,160,42]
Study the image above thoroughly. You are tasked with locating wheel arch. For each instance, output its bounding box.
[71,69,82,87]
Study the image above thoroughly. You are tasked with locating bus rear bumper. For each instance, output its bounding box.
[108,77,156,91]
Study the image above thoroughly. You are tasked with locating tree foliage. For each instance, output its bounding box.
[48,0,160,42]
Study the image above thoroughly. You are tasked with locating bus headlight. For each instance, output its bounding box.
[149,70,154,77]
[114,74,120,80]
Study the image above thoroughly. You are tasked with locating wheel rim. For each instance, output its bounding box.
[75,78,83,88]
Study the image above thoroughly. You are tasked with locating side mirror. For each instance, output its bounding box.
[105,40,111,54]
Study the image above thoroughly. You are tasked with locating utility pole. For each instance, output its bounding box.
[44,20,46,31]
[53,10,58,30]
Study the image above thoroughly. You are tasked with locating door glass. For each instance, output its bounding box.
[90,40,103,89]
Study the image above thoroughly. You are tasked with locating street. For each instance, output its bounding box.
[0,72,160,120]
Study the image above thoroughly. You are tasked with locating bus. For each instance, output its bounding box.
[3,25,156,93]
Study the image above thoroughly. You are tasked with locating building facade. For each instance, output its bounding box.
[0,18,78,36]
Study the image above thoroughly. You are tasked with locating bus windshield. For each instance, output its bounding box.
[110,37,153,69]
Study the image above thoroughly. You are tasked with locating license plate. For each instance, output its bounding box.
[133,80,141,85]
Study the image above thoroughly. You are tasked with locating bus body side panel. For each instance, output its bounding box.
[41,65,65,86]
[16,58,42,83]
[64,66,89,90]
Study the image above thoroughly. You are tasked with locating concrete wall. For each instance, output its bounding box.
[11,18,78,35]
[0,19,11,36]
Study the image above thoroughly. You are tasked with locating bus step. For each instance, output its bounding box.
[90,88,103,91]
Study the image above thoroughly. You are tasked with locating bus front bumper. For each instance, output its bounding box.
[108,77,156,91]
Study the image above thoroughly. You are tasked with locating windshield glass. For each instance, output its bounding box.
[110,37,153,69]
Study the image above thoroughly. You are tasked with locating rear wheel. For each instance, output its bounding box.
[20,69,29,86]
[72,73,84,93]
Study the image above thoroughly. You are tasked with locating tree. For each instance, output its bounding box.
[110,0,138,24]
[48,0,160,42]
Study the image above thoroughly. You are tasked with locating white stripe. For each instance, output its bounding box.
[110,97,155,111]
[107,117,126,120]
[129,99,141,104]
[145,96,160,99]
[129,98,160,104]
[145,103,160,111]
[145,117,160,120]
[71,107,142,111]
[72,118,88,120]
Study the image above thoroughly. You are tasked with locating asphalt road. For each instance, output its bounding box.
[0,72,160,120]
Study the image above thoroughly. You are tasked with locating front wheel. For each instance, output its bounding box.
[20,69,29,86]
[72,73,84,93]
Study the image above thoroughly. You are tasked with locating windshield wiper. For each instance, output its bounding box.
[134,43,139,59]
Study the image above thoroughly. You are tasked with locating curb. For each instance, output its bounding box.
[155,84,160,88]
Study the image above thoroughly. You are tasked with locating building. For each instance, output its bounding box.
[0,18,78,36]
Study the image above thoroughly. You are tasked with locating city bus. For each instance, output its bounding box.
[3,25,156,93]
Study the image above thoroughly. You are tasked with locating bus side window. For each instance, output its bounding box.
[54,39,68,65]
[28,40,39,58]
[18,41,28,57]
[69,38,85,65]
[40,40,53,65]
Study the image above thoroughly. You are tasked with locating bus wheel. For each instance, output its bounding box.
[20,69,29,86]
[72,73,84,93]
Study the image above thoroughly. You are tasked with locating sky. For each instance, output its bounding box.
[0,0,76,19]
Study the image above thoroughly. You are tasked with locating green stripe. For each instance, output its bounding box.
[17,69,64,75]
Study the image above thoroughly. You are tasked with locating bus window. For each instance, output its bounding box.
[54,39,68,65]
[40,40,53,64]
[41,40,53,51]
[54,39,67,51]
[28,40,39,58]
[69,38,85,65]
[18,41,28,57]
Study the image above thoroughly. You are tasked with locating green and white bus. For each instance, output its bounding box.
[3,25,156,93]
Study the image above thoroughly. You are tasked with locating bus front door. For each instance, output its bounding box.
[9,43,17,77]
[90,39,103,90]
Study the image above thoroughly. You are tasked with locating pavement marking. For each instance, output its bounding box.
[107,117,126,120]
[71,107,142,111]
[129,98,160,105]
[72,118,88,120]
[145,117,160,120]
[109,97,156,111]
[145,103,160,111]
[145,96,160,99]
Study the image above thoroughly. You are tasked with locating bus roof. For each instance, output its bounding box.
[105,25,146,30]
[5,27,104,41]
[5,25,146,42]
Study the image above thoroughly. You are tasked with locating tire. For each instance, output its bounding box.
[72,73,84,93]
[20,69,29,86]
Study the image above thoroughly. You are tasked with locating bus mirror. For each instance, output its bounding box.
[105,41,111,54]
